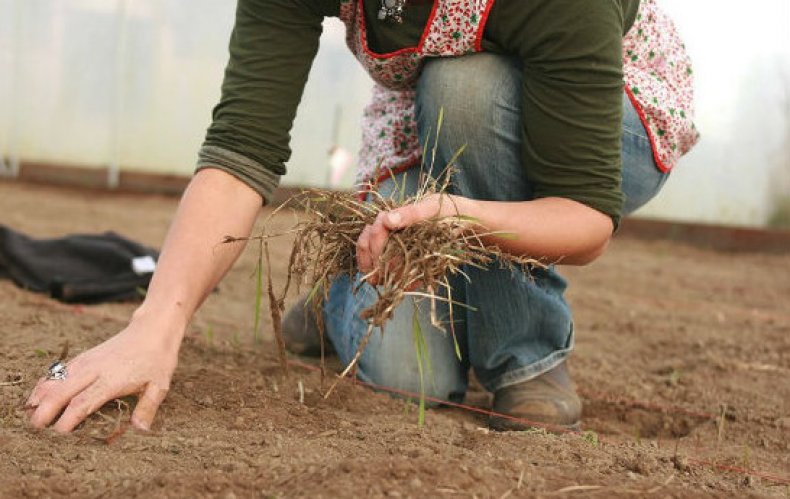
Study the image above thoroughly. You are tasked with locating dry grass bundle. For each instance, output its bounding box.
[243,171,545,402]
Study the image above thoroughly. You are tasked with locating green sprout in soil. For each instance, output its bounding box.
[230,331,242,349]
[581,430,599,447]
[411,301,435,426]
[203,324,215,345]
[667,368,682,386]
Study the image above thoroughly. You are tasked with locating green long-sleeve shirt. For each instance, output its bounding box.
[198,0,638,224]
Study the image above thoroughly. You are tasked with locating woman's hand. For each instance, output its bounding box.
[356,194,459,285]
[26,313,183,433]
[356,192,613,272]
[25,168,264,432]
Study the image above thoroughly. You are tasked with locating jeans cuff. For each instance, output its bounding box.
[483,326,576,392]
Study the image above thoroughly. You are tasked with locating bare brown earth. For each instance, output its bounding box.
[1,180,789,498]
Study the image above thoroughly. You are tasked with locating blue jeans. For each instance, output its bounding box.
[325,53,668,401]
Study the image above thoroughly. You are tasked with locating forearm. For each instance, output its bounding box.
[485,0,626,225]
[405,195,613,265]
[453,196,613,265]
[132,168,263,343]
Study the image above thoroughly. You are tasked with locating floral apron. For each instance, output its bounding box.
[339,0,699,184]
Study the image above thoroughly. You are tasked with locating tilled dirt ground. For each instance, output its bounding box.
[1,180,789,498]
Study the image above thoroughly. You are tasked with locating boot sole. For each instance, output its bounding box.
[488,415,581,434]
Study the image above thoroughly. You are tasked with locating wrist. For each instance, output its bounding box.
[130,300,190,349]
[436,193,471,219]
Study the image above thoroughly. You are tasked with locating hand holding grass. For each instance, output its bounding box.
[358,192,614,274]
[357,193,456,286]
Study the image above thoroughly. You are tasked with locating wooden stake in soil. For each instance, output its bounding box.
[265,240,289,375]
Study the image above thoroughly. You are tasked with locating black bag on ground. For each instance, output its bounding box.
[0,225,158,303]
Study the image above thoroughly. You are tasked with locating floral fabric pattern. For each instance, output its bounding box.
[623,0,699,171]
[421,1,489,55]
[341,0,699,182]
[359,85,421,182]
[340,0,491,182]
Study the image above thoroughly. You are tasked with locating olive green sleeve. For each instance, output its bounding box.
[197,0,334,204]
[485,0,629,227]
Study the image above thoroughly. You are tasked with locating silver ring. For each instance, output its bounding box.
[47,361,67,381]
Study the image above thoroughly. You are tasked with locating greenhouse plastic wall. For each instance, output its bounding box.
[0,0,371,188]
[1,0,789,226]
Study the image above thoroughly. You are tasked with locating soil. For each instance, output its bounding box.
[1,180,789,498]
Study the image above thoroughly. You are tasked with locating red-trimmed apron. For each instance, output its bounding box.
[339,0,698,187]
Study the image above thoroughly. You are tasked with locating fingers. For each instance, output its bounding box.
[30,376,169,433]
[52,379,117,433]
[357,214,397,286]
[382,210,404,230]
[380,197,444,232]
[27,367,96,430]
[381,205,420,232]
[368,214,391,261]
[131,383,169,431]
[25,377,49,411]
[356,224,374,275]
[357,195,448,286]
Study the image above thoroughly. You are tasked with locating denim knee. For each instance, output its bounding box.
[416,53,520,129]
[357,296,468,404]
[415,53,529,201]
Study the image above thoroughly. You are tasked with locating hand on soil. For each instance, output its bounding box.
[25,320,179,433]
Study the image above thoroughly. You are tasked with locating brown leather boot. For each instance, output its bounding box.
[488,361,582,432]
[281,295,334,357]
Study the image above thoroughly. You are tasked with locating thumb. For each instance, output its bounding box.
[131,383,169,431]
[383,204,421,230]
[383,194,448,230]
[383,210,404,230]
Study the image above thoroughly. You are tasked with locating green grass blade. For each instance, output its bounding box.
[429,107,444,176]
[451,214,481,223]
[453,335,462,361]
[403,291,479,312]
[305,280,323,307]
[445,143,467,169]
[417,126,432,198]
[411,308,426,427]
[417,387,425,426]
[403,397,413,416]
[489,231,519,240]
[385,165,405,202]
[205,324,214,345]
[445,288,463,362]
[415,315,434,385]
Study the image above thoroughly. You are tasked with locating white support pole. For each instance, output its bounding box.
[325,104,342,186]
[108,0,128,189]
[7,0,23,178]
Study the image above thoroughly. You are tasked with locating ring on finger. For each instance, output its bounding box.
[47,361,68,381]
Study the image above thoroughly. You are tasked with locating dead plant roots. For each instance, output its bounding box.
[233,178,544,397]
